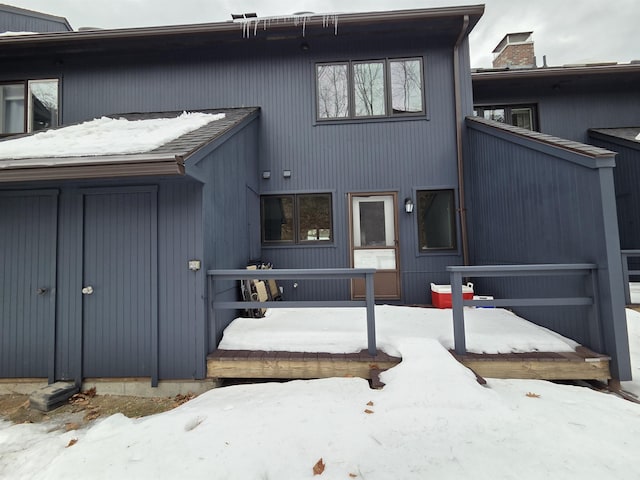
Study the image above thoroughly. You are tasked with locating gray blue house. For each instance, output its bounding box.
[0,4,632,384]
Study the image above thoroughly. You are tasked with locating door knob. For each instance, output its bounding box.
[82,286,94,295]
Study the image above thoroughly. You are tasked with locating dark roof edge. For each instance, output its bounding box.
[0,160,184,183]
[466,116,616,168]
[589,129,640,151]
[472,63,640,81]
[184,107,260,164]
[0,4,484,45]
[0,152,180,168]
[0,3,72,31]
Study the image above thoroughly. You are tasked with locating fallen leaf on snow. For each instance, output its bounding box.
[366,401,374,406]
[364,409,374,414]
[349,474,358,478]
[65,422,80,432]
[526,392,541,398]
[66,438,78,448]
[313,458,325,475]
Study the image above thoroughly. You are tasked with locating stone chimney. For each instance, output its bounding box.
[492,32,535,69]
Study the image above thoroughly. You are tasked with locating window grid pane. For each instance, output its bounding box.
[353,62,386,117]
[390,59,423,114]
[316,64,349,119]
[417,190,456,250]
[29,79,59,132]
[0,84,25,134]
[298,194,332,242]
[262,196,294,243]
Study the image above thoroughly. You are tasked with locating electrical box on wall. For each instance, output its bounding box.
[188,260,201,271]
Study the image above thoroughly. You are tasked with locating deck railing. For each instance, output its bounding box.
[207,268,378,355]
[621,250,640,304]
[447,264,599,355]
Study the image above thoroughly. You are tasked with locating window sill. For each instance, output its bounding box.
[262,242,336,249]
[314,114,428,127]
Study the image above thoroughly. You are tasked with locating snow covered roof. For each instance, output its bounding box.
[0,107,259,182]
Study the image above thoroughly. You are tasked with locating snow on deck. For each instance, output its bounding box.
[219,305,579,357]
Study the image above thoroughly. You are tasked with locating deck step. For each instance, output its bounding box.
[451,346,611,380]
[29,382,79,412]
[207,349,401,380]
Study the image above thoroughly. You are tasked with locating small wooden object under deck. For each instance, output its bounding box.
[207,349,400,380]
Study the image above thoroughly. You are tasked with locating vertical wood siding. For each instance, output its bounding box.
[81,188,156,377]
[0,10,70,33]
[0,190,57,377]
[589,139,640,250]
[44,36,466,305]
[465,126,625,360]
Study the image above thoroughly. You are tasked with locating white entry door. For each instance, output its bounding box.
[349,193,400,299]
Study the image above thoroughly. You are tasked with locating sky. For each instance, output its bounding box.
[1,305,640,479]
[3,0,640,68]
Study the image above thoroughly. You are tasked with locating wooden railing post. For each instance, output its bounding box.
[450,270,466,354]
[365,271,376,356]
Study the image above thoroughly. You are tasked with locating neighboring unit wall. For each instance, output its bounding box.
[588,133,640,250]
[0,5,71,32]
[473,76,640,143]
[465,117,631,380]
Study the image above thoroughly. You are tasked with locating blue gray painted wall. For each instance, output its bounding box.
[472,76,640,144]
[0,33,473,306]
[588,134,640,250]
[0,5,71,32]
[465,118,631,380]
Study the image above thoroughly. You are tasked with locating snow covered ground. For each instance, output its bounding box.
[2,306,640,480]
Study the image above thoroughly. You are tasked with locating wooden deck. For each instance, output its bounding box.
[207,346,611,382]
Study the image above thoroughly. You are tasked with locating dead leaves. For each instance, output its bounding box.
[313,458,325,475]
[66,438,78,448]
[364,400,374,414]
[173,392,196,407]
[526,392,541,398]
[69,387,97,406]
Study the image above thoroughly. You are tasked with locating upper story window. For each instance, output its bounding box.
[473,104,537,131]
[316,58,424,121]
[1,79,59,135]
[261,193,333,245]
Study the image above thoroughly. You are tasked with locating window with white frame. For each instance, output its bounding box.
[0,79,59,135]
[316,58,424,121]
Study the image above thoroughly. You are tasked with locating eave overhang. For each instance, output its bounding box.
[0,107,259,183]
[0,5,484,60]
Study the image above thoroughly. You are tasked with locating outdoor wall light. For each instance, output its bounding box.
[262,170,271,179]
[404,197,414,214]
[283,170,292,178]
